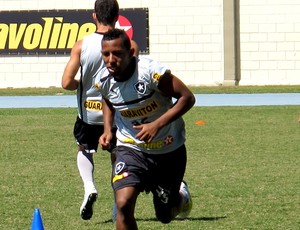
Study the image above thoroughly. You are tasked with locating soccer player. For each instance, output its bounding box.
[61,0,138,221]
[96,29,194,229]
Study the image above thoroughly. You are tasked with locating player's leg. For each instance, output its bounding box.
[111,146,146,229]
[172,145,193,219]
[152,145,192,223]
[73,117,101,220]
[115,187,139,230]
[77,148,97,220]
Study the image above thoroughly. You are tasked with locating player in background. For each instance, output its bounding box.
[96,29,194,229]
[61,0,138,221]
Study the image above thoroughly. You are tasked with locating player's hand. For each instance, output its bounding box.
[133,123,158,144]
[99,132,113,150]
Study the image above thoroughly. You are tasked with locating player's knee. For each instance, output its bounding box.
[116,196,135,216]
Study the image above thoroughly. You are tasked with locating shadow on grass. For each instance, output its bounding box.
[100,215,227,224]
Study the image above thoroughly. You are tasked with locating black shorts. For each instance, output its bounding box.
[112,145,187,208]
[73,116,116,152]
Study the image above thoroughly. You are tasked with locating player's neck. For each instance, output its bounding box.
[96,23,115,34]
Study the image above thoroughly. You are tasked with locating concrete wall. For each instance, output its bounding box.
[0,0,299,88]
[239,0,300,85]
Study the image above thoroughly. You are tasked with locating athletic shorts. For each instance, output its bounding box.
[73,116,116,152]
[112,145,187,210]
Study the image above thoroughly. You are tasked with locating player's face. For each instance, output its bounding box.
[101,38,131,77]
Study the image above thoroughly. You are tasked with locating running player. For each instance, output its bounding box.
[96,29,194,229]
[61,0,138,221]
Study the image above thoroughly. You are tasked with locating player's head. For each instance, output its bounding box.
[102,29,131,50]
[94,0,119,26]
[101,29,134,78]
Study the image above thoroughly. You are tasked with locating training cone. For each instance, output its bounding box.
[31,208,44,230]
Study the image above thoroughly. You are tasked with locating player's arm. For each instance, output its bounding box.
[134,72,195,143]
[61,40,82,90]
[99,97,116,150]
[157,71,195,124]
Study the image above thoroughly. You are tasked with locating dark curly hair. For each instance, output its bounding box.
[102,29,131,50]
[94,0,119,25]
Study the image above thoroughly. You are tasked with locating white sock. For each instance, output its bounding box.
[77,151,96,193]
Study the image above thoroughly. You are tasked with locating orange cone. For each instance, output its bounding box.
[195,120,206,125]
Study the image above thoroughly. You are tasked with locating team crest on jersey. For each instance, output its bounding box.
[134,81,146,94]
[115,162,125,174]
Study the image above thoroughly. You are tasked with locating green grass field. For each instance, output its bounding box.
[0,105,299,229]
[0,85,300,95]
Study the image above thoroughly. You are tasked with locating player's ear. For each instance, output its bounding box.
[130,40,139,57]
[114,14,119,23]
[92,12,97,22]
[129,47,135,57]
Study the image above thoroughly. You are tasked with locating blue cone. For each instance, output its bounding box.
[31,208,44,230]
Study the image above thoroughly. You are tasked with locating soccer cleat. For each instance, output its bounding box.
[80,192,98,220]
[177,180,193,219]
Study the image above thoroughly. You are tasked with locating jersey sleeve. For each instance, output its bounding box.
[147,58,170,90]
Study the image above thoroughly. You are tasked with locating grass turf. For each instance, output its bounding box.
[0,106,299,229]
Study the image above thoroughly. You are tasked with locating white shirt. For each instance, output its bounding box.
[77,32,105,125]
[95,57,186,154]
